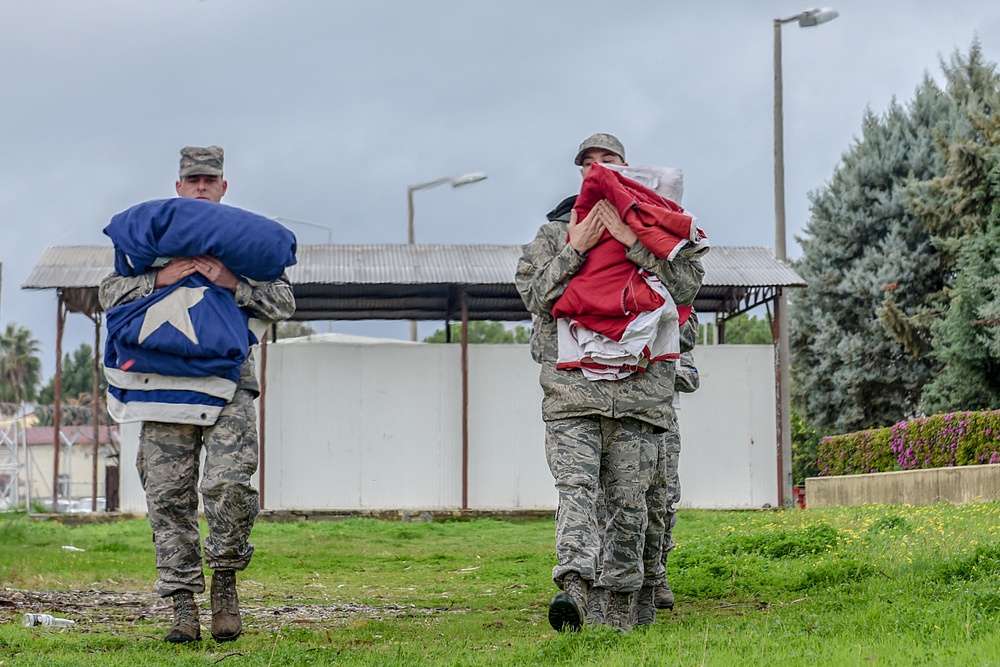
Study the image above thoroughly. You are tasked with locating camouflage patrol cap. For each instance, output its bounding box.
[574,133,625,165]
[179,145,224,178]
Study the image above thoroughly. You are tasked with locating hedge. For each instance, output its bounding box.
[817,410,1000,476]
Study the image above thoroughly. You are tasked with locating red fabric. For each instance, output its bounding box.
[551,232,664,340]
[552,164,696,340]
[573,165,697,258]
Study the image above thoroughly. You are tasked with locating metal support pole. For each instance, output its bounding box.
[92,315,101,511]
[259,326,271,511]
[773,18,792,507]
[460,289,469,510]
[52,297,65,511]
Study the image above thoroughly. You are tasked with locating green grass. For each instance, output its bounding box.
[3,504,1000,665]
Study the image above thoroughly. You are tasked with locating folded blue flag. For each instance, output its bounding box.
[104,198,297,280]
[103,199,297,425]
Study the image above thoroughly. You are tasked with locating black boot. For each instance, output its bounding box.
[548,572,587,632]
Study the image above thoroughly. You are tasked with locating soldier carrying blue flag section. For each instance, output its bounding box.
[99,146,296,644]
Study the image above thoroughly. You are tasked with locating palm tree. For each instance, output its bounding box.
[0,323,42,405]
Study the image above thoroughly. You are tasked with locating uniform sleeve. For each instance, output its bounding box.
[624,241,705,307]
[233,273,296,323]
[514,225,586,318]
[99,270,296,325]
[98,272,156,311]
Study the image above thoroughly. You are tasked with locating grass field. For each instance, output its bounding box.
[2,503,1000,666]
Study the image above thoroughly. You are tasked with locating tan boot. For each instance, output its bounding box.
[605,591,634,632]
[548,572,586,632]
[164,591,201,643]
[210,569,242,642]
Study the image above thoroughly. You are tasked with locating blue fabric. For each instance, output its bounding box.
[104,198,297,280]
[103,199,297,425]
[104,274,248,384]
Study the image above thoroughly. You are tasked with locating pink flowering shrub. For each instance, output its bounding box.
[817,410,1000,476]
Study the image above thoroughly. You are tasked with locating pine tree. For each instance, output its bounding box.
[793,43,1000,431]
[791,75,958,433]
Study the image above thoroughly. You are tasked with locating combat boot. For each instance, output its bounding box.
[548,572,586,632]
[633,585,656,627]
[585,584,607,626]
[210,569,242,642]
[653,580,675,610]
[164,591,201,643]
[604,590,634,632]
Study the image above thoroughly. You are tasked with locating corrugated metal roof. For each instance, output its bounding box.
[22,244,804,320]
[702,246,804,288]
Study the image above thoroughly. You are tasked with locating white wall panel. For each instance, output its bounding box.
[466,345,552,509]
[118,337,778,513]
[676,345,778,509]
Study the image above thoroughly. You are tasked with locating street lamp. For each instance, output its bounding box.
[405,171,488,340]
[275,217,334,332]
[406,171,488,245]
[275,217,333,245]
[773,6,838,507]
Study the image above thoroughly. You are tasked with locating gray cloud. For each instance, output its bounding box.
[2,0,997,374]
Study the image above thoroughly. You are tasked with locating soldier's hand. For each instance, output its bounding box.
[193,255,239,292]
[598,200,637,249]
[568,205,604,254]
[154,258,197,288]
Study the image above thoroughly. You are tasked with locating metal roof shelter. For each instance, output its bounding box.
[24,244,803,323]
[23,243,805,509]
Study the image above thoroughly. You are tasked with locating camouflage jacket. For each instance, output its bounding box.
[515,197,705,430]
[675,313,700,394]
[98,271,296,396]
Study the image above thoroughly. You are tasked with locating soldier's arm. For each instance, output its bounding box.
[514,225,586,317]
[234,273,296,323]
[98,272,157,311]
[625,242,705,306]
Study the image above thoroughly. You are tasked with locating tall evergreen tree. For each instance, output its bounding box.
[793,44,1000,432]
[914,48,1000,412]
[791,76,957,433]
[922,224,1000,412]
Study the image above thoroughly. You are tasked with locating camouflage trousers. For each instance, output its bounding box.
[545,416,657,593]
[594,416,679,588]
[646,420,681,584]
[136,388,260,598]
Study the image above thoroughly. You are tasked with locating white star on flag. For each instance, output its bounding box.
[138,286,209,345]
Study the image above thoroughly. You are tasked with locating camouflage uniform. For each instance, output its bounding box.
[99,269,294,597]
[515,195,704,594]
[643,314,700,590]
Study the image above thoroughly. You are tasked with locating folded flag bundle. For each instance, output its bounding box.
[103,198,297,425]
[553,163,707,380]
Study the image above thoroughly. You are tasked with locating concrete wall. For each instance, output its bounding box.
[117,337,779,512]
[806,464,1000,508]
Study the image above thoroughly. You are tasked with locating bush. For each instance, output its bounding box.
[817,409,1000,476]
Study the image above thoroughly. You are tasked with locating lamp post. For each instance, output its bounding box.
[275,217,333,245]
[275,217,333,333]
[406,171,487,340]
[773,6,837,507]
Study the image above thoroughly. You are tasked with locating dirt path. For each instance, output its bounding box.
[1,589,462,633]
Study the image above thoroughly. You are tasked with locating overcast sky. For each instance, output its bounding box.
[3,1,1000,378]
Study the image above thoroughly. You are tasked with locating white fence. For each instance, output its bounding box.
[118,336,777,513]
